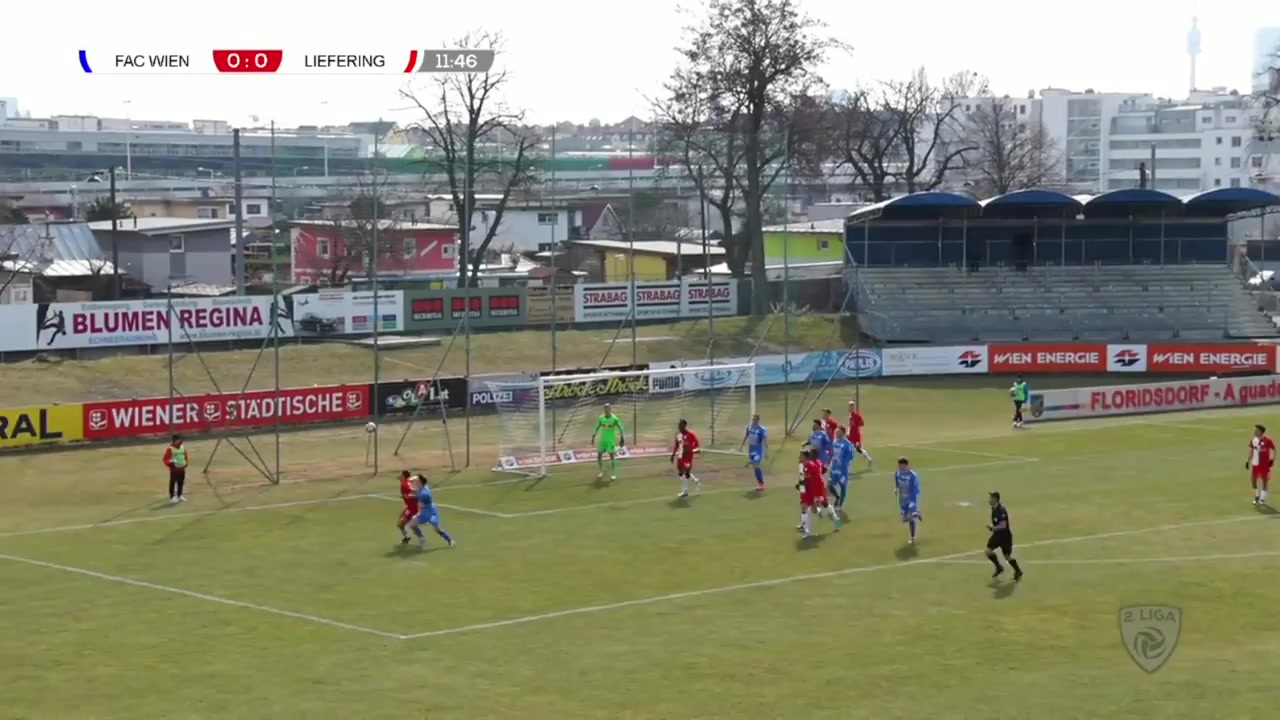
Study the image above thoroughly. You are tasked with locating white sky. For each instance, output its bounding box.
[4,0,1279,128]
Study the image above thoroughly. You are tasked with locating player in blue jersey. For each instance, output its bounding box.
[739,414,768,491]
[408,474,455,549]
[807,419,831,472]
[828,427,855,512]
[894,457,922,545]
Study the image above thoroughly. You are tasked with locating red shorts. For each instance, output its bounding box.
[1251,466,1271,483]
[850,436,862,449]
[399,506,418,524]
[800,490,827,507]
[676,458,694,473]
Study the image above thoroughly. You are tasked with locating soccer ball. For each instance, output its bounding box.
[365,422,378,434]
[1008,386,1017,397]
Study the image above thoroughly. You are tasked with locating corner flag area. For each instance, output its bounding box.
[1,378,1277,718]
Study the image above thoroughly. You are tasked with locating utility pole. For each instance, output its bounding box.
[233,128,245,295]
[109,166,120,299]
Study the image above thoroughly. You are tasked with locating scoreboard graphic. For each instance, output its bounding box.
[77,49,495,74]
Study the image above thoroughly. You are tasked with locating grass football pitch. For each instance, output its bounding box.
[1,376,1278,719]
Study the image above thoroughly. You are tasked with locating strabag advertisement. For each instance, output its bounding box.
[1024,375,1280,423]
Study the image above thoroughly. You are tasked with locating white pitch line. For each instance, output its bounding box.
[0,552,402,640]
[399,512,1275,640]
[1138,420,1239,432]
[934,550,1280,566]
[894,444,1035,462]
[434,503,512,518]
[0,494,383,540]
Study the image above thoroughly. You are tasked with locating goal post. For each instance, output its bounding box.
[489,363,757,476]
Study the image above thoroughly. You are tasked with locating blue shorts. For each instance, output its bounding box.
[748,450,763,465]
[899,500,918,519]
[416,510,440,527]
[829,470,848,485]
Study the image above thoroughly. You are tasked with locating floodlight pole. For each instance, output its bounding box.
[109,167,120,299]
[233,129,245,295]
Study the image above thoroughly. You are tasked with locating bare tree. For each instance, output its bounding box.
[654,82,748,275]
[294,178,406,286]
[84,196,131,222]
[961,99,1061,196]
[665,0,840,312]
[0,198,27,224]
[402,31,540,288]
[836,69,985,198]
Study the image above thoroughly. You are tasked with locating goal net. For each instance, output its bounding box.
[488,363,757,476]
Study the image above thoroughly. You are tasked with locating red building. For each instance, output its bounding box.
[289,220,458,286]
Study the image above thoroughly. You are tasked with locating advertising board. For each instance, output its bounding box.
[648,358,756,393]
[1024,375,1280,423]
[0,404,84,448]
[539,364,651,401]
[375,377,468,415]
[881,346,987,376]
[989,343,1107,373]
[403,288,529,332]
[0,297,294,353]
[82,384,370,440]
[525,286,575,324]
[1106,344,1148,372]
[573,279,736,323]
[469,372,541,410]
[1146,343,1275,374]
[290,290,403,336]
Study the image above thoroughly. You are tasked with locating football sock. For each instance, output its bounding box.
[753,467,764,484]
[1008,558,1023,574]
[799,512,806,527]
[610,457,617,475]
[1262,490,1270,503]
[862,449,873,462]
[987,553,1003,571]
[437,529,453,543]
[400,526,409,538]
[597,455,604,470]
[908,519,917,539]
[411,526,424,539]
[681,476,689,493]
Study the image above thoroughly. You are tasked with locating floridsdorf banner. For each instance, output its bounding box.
[1025,375,1280,423]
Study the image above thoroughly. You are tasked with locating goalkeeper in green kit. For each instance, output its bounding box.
[591,402,626,481]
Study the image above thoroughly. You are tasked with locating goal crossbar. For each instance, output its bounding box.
[490,362,757,476]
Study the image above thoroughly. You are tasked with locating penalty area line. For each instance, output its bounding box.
[0,552,403,640]
[400,512,1275,640]
[934,550,1280,566]
[0,494,385,540]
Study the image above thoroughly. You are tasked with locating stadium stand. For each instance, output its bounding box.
[845,188,1280,344]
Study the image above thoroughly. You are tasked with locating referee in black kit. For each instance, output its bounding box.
[986,492,1023,580]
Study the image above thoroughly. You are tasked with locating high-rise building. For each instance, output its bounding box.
[1254,27,1280,94]
[952,88,1276,194]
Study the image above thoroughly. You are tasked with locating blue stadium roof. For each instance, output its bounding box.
[846,192,981,223]
[1080,189,1183,218]
[845,187,1279,225]
[980,189,1083,217]
[1182,187,1280,216]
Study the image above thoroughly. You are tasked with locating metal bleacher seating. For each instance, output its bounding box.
[854,264,1279,343]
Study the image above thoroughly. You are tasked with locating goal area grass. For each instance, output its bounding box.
[1,376,1277,719]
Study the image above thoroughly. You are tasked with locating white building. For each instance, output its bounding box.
[426,195,579,252]
[956,88,1278,194]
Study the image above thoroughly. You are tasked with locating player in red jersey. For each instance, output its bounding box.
[847,400,874,470]
[795,448,840,537]
[821,409,839,442]
[672,419,702,498]
[397,469,419,544]
[1246,424,1275,506]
